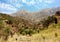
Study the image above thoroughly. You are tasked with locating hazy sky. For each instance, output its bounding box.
[0,0,60,14]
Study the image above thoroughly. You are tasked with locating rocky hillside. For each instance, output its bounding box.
[12,7,60,23]
[0,8,60,41]
[0,12,60,42]
[0,13,34,40]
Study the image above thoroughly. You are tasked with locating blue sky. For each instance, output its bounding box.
[0,0,60,14]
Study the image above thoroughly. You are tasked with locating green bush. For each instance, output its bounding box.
[42,36,45,40]
[55,33,58,37]
[5,26,10,36]
[56,11,60,15]
[19,27,37,36]
[41,16,57,28]
[0,20,4,29]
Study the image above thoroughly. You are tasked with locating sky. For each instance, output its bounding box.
[0,0,60,14]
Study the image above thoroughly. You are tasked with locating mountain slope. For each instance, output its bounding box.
[12,7,60,23]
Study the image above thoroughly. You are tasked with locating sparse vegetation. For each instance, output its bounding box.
[42,36,45,40]
[0,20,4,29]
[41,16,58,28]
[56,11,60,15]
[0,10,60,42]
[55,33,58,37]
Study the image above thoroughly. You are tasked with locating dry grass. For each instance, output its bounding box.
[0,22,60,42]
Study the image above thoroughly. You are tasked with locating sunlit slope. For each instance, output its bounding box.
[1,21,60,42]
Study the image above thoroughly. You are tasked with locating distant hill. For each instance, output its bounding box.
[0,7,60,41]
[0,12,60,42]
[12,7,60,23]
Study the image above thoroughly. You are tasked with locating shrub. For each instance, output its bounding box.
[55,33,58,37]
[0,20,4,29]
[41,19,49,28]
[5,28,10,35]
[19,27,25,34]
[42,36,45,40]
[19,27,32,35]
[6,20,13,24]
[3,27,10,40]
[56,11,60,15]
[41,16,57,28]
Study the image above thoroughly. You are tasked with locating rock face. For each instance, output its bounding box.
[12,7,60,23]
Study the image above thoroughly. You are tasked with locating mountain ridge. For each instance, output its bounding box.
[12,7,60,23]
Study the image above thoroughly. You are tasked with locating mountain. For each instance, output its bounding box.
[12,7,60,23]
[40,7,60,15]
[0,8,60,41]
